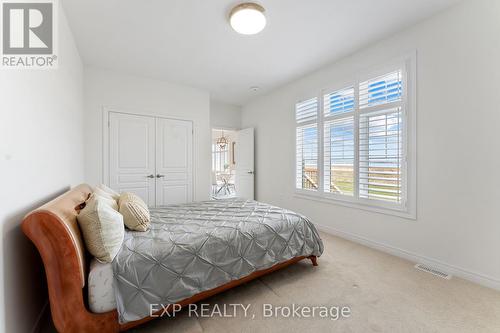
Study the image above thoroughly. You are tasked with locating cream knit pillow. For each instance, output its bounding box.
[77,193,124,263]
[119,192,150,231]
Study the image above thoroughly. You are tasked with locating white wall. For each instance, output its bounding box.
[84,67,211,201]
[210,100,242,129]
[0,6,84,333]
[242,0,500,289]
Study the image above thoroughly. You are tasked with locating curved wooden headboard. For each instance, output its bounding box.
[22,184,119,333]
[24,184,91,286]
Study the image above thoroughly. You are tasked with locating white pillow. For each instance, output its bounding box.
[94,187,114,200]
[93,191,118,211]
[77,193,124,263]
[95,184,120,201]
[88,258,116,313]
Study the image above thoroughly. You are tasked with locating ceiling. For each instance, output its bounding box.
[62,0,460,105]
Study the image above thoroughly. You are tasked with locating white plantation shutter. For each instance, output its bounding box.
[323,87,355,196]
[323,117,354,195]
[359,70,402,109]
[296,97,318,123]
[324,87,355,116]
[294,59,413,215]
[296,125,318,190]
[359,108,403,203]
[358,70,404,204]
[296,98,319,190]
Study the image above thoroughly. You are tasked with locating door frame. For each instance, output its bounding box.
[102,106,195,200]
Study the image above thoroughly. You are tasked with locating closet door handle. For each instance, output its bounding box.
[156,174,165,178]
[146,174,155,178]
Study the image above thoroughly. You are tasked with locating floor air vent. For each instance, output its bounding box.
[414,264,452,279]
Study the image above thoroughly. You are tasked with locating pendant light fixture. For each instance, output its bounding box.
[217,130,228,149]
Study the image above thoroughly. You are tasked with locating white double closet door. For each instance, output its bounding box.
[108,112,193,207]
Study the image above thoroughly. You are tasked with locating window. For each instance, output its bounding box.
[295,58,415,217]
[212,143,229,172]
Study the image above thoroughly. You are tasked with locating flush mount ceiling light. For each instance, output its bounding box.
[229,3,266,35]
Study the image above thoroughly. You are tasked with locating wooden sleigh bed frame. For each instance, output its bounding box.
[22,184,318,332]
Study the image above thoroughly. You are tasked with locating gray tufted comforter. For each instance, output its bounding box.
[112,198,324,323]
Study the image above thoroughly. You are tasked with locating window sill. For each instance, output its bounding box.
[294,190,416,220]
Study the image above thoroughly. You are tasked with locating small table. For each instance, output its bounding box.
[214,177,235,197]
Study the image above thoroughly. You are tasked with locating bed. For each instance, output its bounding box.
[22,184,324,332]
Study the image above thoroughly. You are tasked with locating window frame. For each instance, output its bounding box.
[294,53,416,219]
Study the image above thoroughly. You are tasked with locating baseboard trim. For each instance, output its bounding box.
[316,223,500,291]
[31,300,49,333]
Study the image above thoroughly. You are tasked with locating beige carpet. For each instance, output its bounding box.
[42,232,500,332]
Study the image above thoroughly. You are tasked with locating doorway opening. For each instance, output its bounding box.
[212,128,238,199]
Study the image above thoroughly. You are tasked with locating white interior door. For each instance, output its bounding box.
[235,128,254,200]
[155,118,193,205]
[109,112,156,205]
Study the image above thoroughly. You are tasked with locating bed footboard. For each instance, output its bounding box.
[309,255,318,266]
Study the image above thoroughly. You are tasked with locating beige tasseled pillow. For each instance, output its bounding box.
[119,192,150,231]
[77,193,124,263]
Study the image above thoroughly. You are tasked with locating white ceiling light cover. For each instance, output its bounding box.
[230,3,266,35]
